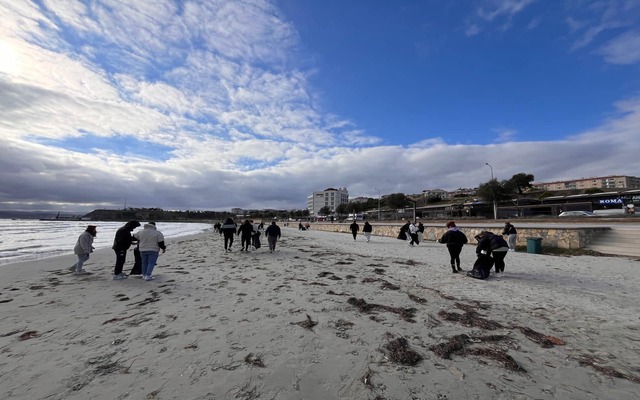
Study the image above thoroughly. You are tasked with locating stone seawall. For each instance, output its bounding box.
[306,223,610,249]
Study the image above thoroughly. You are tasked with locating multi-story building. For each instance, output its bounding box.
[307,187,349,216]
[535,175,640,192]
[421,189,450,199]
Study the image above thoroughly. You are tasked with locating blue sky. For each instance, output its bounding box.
[1,0,639,212]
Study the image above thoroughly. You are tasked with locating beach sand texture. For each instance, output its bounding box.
[1,228,639,400]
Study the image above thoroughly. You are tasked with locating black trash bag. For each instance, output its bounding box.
[130,247,142,275]
[467,254,494,280]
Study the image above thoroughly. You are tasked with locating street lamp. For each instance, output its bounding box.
[374,187,381,220]
[485,163,498,220]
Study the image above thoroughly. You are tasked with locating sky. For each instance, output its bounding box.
[1,0,639,213]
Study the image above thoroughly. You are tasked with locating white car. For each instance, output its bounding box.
[558,211,598,217]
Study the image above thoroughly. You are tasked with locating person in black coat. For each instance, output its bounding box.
[349,221,360,241]
[502,222,518,252]
[475,231,510,273]
[437,221,468,273]
[220,217,237,252]
[265,221,282,252]
[237,219,254,251]
[362,221,373,242]
[112,220,140,279]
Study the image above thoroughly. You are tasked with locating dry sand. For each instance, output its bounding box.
[0,227,639,400]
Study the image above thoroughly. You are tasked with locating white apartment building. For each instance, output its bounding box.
[535,175,640,191]
[307,187,349,216]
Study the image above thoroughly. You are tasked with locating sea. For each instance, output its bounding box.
[0,219,213,266]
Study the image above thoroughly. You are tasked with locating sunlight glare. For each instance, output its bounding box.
[0,40,20,74]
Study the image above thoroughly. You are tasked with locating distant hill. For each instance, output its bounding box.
[0,210,85,220]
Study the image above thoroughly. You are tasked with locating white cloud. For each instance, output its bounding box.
[598,30,640,65]
[477,0,536,22]
[1,1,640,212]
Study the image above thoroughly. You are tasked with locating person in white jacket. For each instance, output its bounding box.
[70,225,97,274]
[133,222,166,281]
[408,222,419,246]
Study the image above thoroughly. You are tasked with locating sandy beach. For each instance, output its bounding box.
[1,226,639,400]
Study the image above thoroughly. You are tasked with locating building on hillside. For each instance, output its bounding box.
[349,196,370,203]
[535,175,640,192]
[449,188,477,198]
[421,189,449,199]
[307,187,349,216]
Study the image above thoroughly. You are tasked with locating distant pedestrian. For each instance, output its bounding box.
[350,220,360,241]
[417,222,425,244]
[363,221,373,242]
[408,222,419,246]
[112,220,140,280]
[133,222,166,281]
[220,217,237,252]
[502,222,518,252]
[238,220,254,251]
[69,225,97,274]
[476,231,509,273]
[265,221,281,252]
[213,222,221,233]
[437,221,468,273]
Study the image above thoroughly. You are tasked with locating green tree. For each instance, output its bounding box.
[318,206,331,216]
[335,203,348,217]
[384,193,411,210]
[477,179,511,204]
[505,173,535,194]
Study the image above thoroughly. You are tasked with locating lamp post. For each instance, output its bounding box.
[374,187,381,220]
[485,163,498,220]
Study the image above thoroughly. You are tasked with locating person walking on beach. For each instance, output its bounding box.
[437,221,468,273]
[265,221,281,252]
[220,217,237,252]
[476,231,509,273]
[69,225,97,274]
[350,220,360,241]
[112,220,140,280]
[133,222,166,281]
[362,221,373,242]
[408,221,419,246]
[502,222,518,252]
[238,220,254,251]
[417,222,425,244]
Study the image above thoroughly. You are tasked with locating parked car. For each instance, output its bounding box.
[558,211,598,217]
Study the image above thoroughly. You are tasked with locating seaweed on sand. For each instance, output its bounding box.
[576,354,640,384]
[293,314,318,330]
[437,310,504,330]
[515,326,566,348]
[244,353,265,368]
[430,334,524,372]
[347,297,417,323]
[408,294,427,304]
[380,337,423,366]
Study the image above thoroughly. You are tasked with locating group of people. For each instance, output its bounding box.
[397,221,425,246]
[438,221,517,279]
[218,217,282,253]
[70,218,517,282]
[70,220,166,281]
[349,220,374,242]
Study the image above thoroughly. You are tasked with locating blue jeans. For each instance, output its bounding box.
[140,251,159,277]
[73,253,90,272]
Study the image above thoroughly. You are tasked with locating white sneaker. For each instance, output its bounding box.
[143,275,155,281]
[74,270,90,275]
